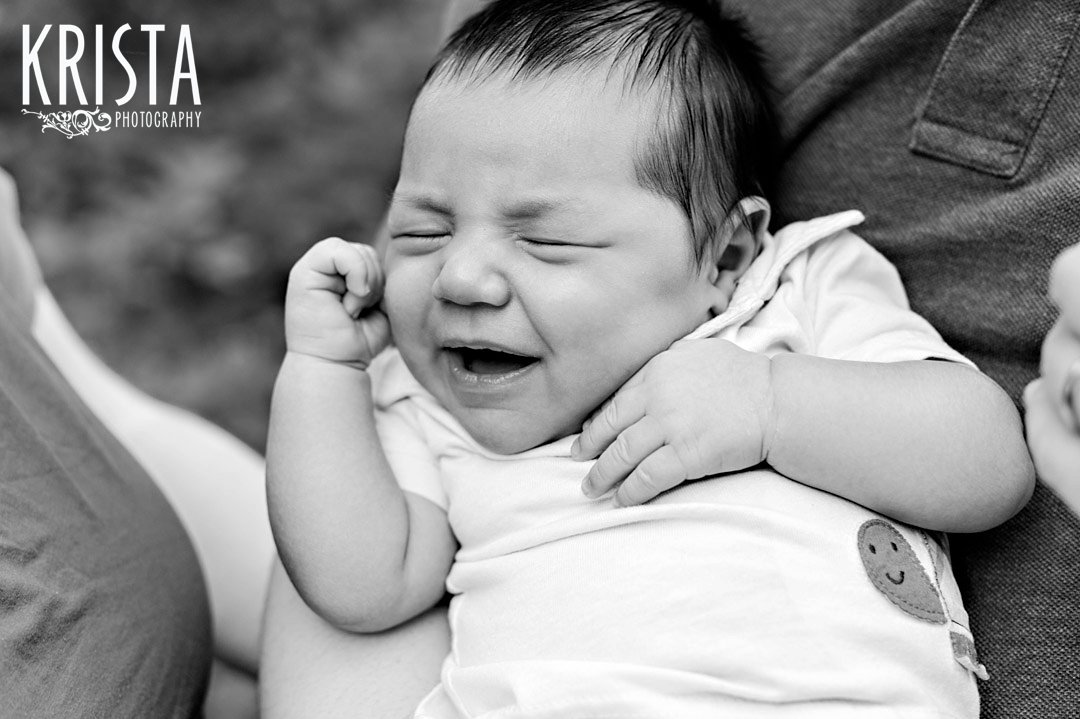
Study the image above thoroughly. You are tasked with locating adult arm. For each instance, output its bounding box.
[259,559,448,719]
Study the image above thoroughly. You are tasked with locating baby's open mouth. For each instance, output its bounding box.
[446,346,539,376]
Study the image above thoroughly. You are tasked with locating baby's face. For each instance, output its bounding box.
[384,71,723,454]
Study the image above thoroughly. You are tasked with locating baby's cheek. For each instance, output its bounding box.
[382,272,422,330]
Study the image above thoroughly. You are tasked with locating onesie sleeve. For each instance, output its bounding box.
[798,230,976,367]
[369,350,449,511]
[374,401,448,511]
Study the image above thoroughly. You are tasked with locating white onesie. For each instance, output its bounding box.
[370,211,986,718]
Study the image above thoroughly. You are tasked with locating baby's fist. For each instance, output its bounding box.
[285,238,390,367]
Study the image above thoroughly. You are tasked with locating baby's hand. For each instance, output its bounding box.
[572,338,774,506]
[285,238,390,368]
[1023,243,1080,513]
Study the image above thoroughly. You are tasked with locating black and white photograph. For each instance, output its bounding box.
[2,1,1079,717]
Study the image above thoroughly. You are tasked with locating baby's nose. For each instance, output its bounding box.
[432,238,511,307]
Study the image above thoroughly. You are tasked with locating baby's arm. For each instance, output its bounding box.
[575,236,1035,533]
[763,352,1033,531]
[576,341,1032,531]
[266,238,455,632]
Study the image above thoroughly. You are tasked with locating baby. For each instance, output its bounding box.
[267,1,1034,716]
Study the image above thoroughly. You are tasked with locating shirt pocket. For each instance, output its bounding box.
[909,0,1080,178]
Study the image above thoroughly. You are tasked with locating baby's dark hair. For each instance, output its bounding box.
[424,0,778,265]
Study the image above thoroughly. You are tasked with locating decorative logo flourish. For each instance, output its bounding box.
[21,108,112,139]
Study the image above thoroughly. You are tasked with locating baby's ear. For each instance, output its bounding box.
[707,197,770,314]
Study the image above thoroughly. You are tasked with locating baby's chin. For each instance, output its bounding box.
[459,410,583,457]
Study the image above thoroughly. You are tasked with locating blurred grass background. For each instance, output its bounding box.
[0,0,444,451]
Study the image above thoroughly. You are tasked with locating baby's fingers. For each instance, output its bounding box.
[572,383,645,460]
[1024,379,1080,512]
[613,446,688,507]
[342,291,365,318]
[581,417,663,499]
[334,242,384,313]
[1040,319,1080,431]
